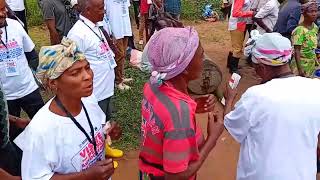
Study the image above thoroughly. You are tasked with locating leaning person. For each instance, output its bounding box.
[139,27,224,179]
[14,38,116,180]
[225,32,320,180]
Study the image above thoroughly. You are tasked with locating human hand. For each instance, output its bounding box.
[106,122,122,141]
[9,115,30,129]
[84,159,115,180]
[203,94,217,112]
[206,112,224,142]
[224,83,238,104]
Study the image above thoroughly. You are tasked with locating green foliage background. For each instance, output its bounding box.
[181,0,222,20]
[25,0,222,26]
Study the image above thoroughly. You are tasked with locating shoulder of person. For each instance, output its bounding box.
[6,18,22,28]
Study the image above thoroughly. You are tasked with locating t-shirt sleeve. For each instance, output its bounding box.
[224,91,254,143]
[14,126,57,180]
[39,0,55,20]
[292,26,305,46]
[255,1,275,19]
[162,104,199,174]
[19,23,35,52]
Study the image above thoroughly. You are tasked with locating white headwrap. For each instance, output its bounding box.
[244,30,292,66]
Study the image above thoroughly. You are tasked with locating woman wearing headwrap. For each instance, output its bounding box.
[291,0,319,77]
[14,38,117,180]
[225,32,320,180]
[139,27,224,180]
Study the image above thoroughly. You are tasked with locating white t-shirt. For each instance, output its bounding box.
[0,18,38,100]
[68,15,116,101]
[6,0,25,11]
[14,95,106,180]
[225,77,320,180]
[104,0,132,39]
[254,0,280,34]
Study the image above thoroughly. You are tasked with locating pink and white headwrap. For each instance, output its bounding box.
[244,30,292,66]
[147,27,200,85]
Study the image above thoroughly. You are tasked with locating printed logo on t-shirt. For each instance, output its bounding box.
[71,129,105,171]
[0,39,23,60]
[141,98,160,146]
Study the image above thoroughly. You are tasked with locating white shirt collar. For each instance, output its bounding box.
[79,15,97,28]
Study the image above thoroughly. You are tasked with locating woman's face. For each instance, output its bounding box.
[304,5,318,22]
[54,60,94,98]
[185,44,204,80]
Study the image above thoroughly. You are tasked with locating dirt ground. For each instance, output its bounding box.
[113,21,261,180]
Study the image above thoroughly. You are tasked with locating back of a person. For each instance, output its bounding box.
[274,0,301,37]
[237,76,320,180]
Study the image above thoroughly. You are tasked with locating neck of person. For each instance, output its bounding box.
[167,76,189,95]
[81,13,98,24]
[303,19,314,28]
[263,65,294,83]
[52,93,82,117]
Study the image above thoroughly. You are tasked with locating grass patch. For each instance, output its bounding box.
[26,0,43,26]
[113,67,149,150]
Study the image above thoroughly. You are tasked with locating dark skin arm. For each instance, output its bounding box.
[45,19,61,45]
[0,169,20,180]
[224,84,238,117]
[254,18,272,33]
[9,115,30,129]
[50,159,114,180]
[294,45,306,77]
[164,112,224,179]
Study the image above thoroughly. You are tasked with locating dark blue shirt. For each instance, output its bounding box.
[273,1,302,40]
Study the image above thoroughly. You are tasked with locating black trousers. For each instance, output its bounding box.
[8,88,44,141]
[98,97,113,123]
[14,10,28,33]
[133,0,140,28]
[0,142,21,176]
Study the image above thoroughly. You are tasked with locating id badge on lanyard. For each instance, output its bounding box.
[5,58,19,77]
[99,42,117,69]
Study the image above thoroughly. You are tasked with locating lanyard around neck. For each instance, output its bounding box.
[80,19,105,43]
[55,97,99,157]
[0,24,10,58]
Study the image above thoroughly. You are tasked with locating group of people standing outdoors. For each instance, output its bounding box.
[1,0,320,180]
[227,0,320,79]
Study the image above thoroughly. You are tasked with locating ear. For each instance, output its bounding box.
[48,79,58,93]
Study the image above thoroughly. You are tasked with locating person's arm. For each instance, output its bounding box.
[0,169,21,180]
[287,8,302,35]
[45,19,61,45]
[292,26,306,76]
[25,49,39,71]
[50,159,114,180]
[39,0,61,45]
[164,113,224,179]
[232,0,254,18]
[254,18,272,33]
[294,45,305,76]
[9,115,30,129]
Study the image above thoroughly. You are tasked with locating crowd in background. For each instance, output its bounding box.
[1,0,320,180]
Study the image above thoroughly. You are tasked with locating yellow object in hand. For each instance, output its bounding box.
[105,143,124,158]
[113,161,119,169]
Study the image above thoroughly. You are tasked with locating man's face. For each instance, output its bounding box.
[90,0,105,22]
[0,0,7,27]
